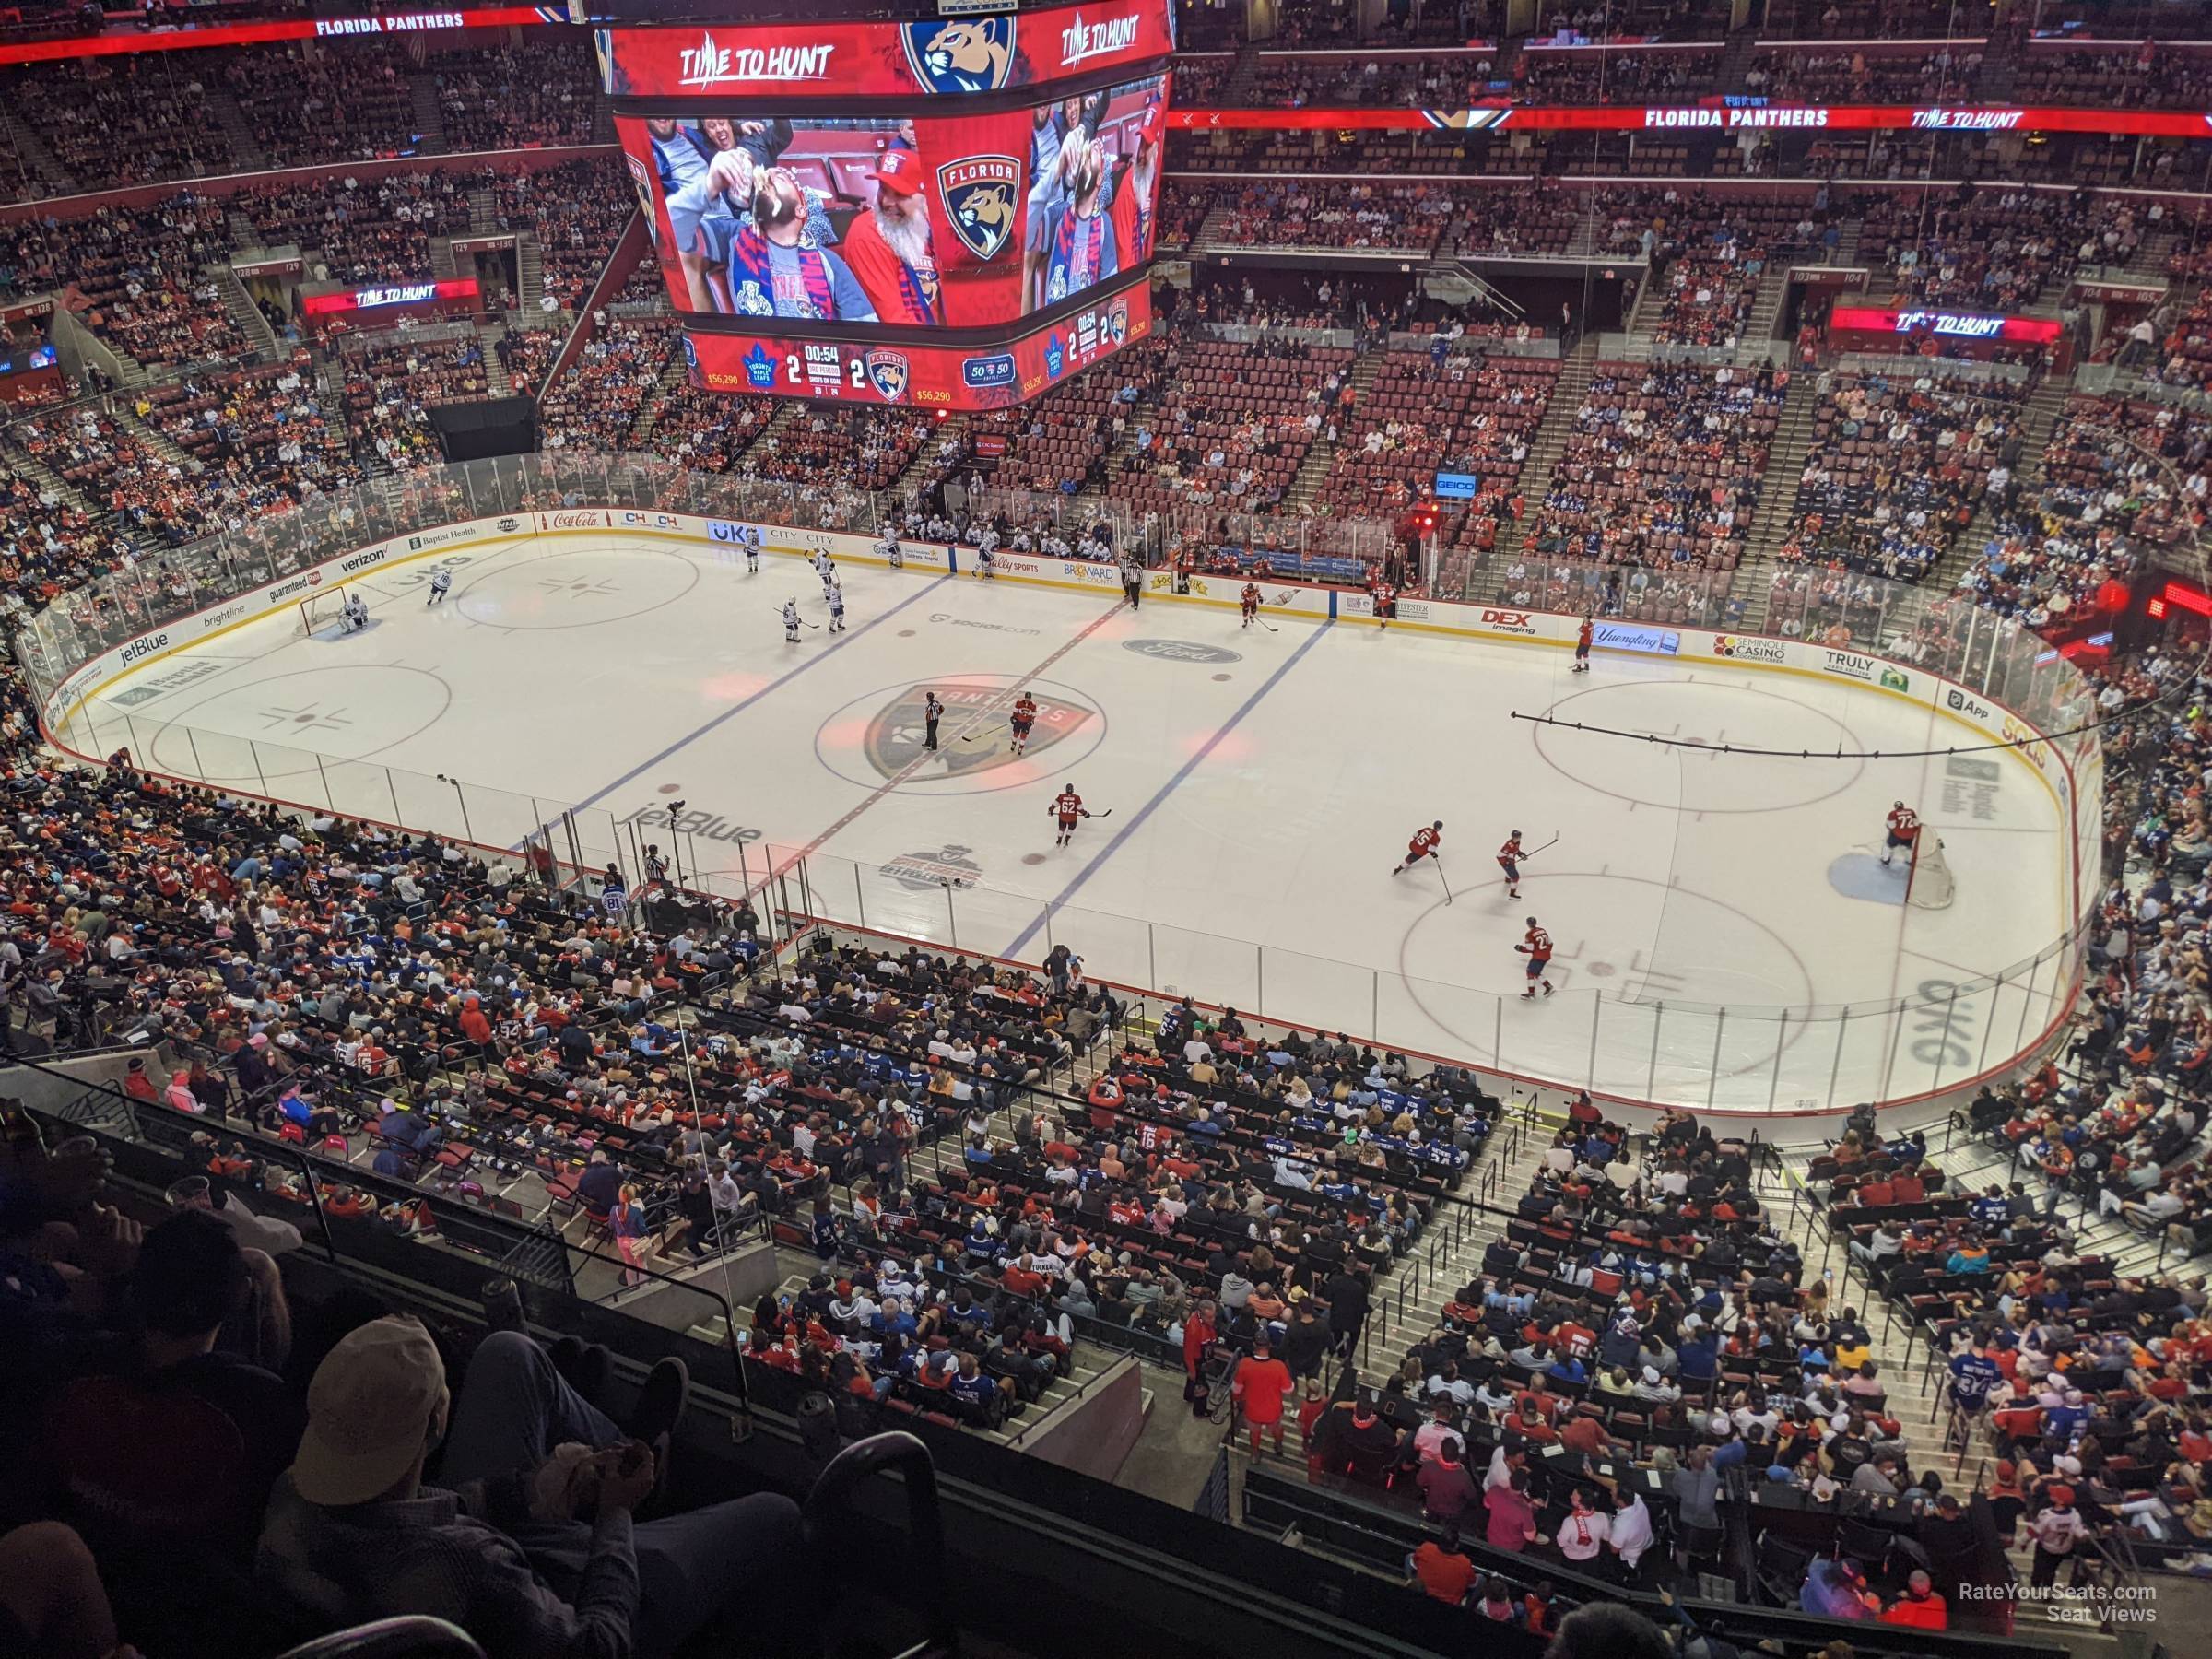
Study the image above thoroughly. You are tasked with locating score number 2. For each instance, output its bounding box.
[781,352,875,394]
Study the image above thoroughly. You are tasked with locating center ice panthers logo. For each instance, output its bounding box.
[865,349,910,403]
[902,18,1017,93]
[938,157,1021,260]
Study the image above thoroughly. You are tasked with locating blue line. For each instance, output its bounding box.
[568,574,949,815]
[1006,619,1335,959]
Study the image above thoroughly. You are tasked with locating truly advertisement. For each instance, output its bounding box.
[597,3,1176,100]
[682,279,1152,411]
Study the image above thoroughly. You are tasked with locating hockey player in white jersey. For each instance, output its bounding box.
[341,590,369,633]
[876,533,903,570]
[812,548,835,592]
[782,599,802,643]
[975,525,1000,580]
[426,564,452,606]
[826,577,847,634]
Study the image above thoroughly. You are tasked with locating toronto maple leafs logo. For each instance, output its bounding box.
[937,156,1022,261]
[901,18,1018,94]
[865,349,910,403]
[1043,334,1065,380]
[741,343,777,389]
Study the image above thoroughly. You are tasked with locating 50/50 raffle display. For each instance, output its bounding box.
[600,1,1173,411]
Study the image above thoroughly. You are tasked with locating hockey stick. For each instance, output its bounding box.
[768,608,824,631]
[959,720,1011,746]
[1434,856,1454,907]
[1254,614,1280,634]
[1523,833,1561,859]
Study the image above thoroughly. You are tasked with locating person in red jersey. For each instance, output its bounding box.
[1008,690,1039,757]
[1572,614,1594,673]
[1393,820,1442,877]
[840,149,943,326]
[1240,582,1261,629]
[1497,830,1526,899]
[1051,786,1089,848]
[1517,917,1555,1000]
[1882,801,1920,866]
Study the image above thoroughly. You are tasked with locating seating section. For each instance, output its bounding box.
[11,56,240,187]
[236,173,485,286]
[137,359,362,499]
[1860,191,2130,312]
[342,335,495,471]
[1108,336,1352,524]
[435,39,601,151]
[2012,44,2212,109]
[222,43,419,167]
[487,158,635,310]
[1312,351,1559,524]
[1515,48,1719,103]
[1775,371,2029,584]
[0,202,245,369]
[1531,364,1783,572]
[969,340,1167,499]
[540,314,679,451]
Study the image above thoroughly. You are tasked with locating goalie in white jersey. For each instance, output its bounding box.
[341,590,369,633]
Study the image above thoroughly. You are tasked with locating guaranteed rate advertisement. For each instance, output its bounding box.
[680,276,1151,410]
[617,76,1166,327]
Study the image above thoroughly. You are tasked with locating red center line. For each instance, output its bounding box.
[773,594,1129,883]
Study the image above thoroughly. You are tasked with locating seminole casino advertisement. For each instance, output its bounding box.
[599,2,1175,409]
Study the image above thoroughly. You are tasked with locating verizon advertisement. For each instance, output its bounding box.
[680,277,1152,409]
[1168,102,2212,138]
[598,3,1175,100]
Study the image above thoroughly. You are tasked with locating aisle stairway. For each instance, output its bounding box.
[408,70,447,155]
[205,87,264,172]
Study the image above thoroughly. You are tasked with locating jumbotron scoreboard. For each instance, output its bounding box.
[595,0,1173,409]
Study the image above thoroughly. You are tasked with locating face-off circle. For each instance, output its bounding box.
[813,674,1106,795]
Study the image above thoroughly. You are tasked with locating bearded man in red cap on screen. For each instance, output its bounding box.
[842,147,945,326]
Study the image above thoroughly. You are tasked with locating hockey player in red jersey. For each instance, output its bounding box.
[1240,582,1261,629]
[1009,690,1039,757]
[1497,830,1526,899]
[1572,615,1594,673]
[1516,918,1556,999]
[1882,802,1920,865]
[1372,579,1397,630]
[1051,786,1090,848]
[1392,821,1442,877]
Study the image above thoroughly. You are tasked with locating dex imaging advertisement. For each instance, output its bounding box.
[617,75,1166,328]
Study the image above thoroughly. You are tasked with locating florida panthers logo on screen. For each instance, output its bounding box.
[865,348,911,403]
[901,18,1018,93]
[937,156,1022,260]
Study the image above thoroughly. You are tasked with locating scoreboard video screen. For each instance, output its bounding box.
[600,2,1175,409]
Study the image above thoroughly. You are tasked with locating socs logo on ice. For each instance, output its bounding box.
[863,681,1095,781]
[938,156,1022,260]
[1711,633,1787,665]
[901,18,1017,94]
[879,843,983,894]
[865,349,911,403]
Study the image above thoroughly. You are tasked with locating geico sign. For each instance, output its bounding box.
[1480,608,1536,634]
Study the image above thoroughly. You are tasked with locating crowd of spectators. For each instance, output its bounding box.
[486,159,634,312]
[435,41,601,152]
[1238,51,1500,109]
[138,358,362,501]
[237,172,483,287]
[1530,364,1783,571]
[220,43,420,167]
[0,196,244,369]
[2012,43,2212,110]
[1776,369,2030,584]
[1515,47,1716,104]
[1751,46,1981,102]
[1862,189,2131,313]
[10,56,239,188]
[341,334,493,471]
[539,314,677,452]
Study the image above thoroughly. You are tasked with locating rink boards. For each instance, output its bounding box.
[43,503,2094,949]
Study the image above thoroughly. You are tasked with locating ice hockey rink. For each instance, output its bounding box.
[56,531,2078,1114]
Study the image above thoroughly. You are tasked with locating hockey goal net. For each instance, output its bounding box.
[298,591,348,637]
[1906,831,1955,910]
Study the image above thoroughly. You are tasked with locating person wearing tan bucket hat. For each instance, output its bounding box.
[259,1319,808,1657]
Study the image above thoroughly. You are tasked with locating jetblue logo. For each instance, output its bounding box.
[962,353,1017,389]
